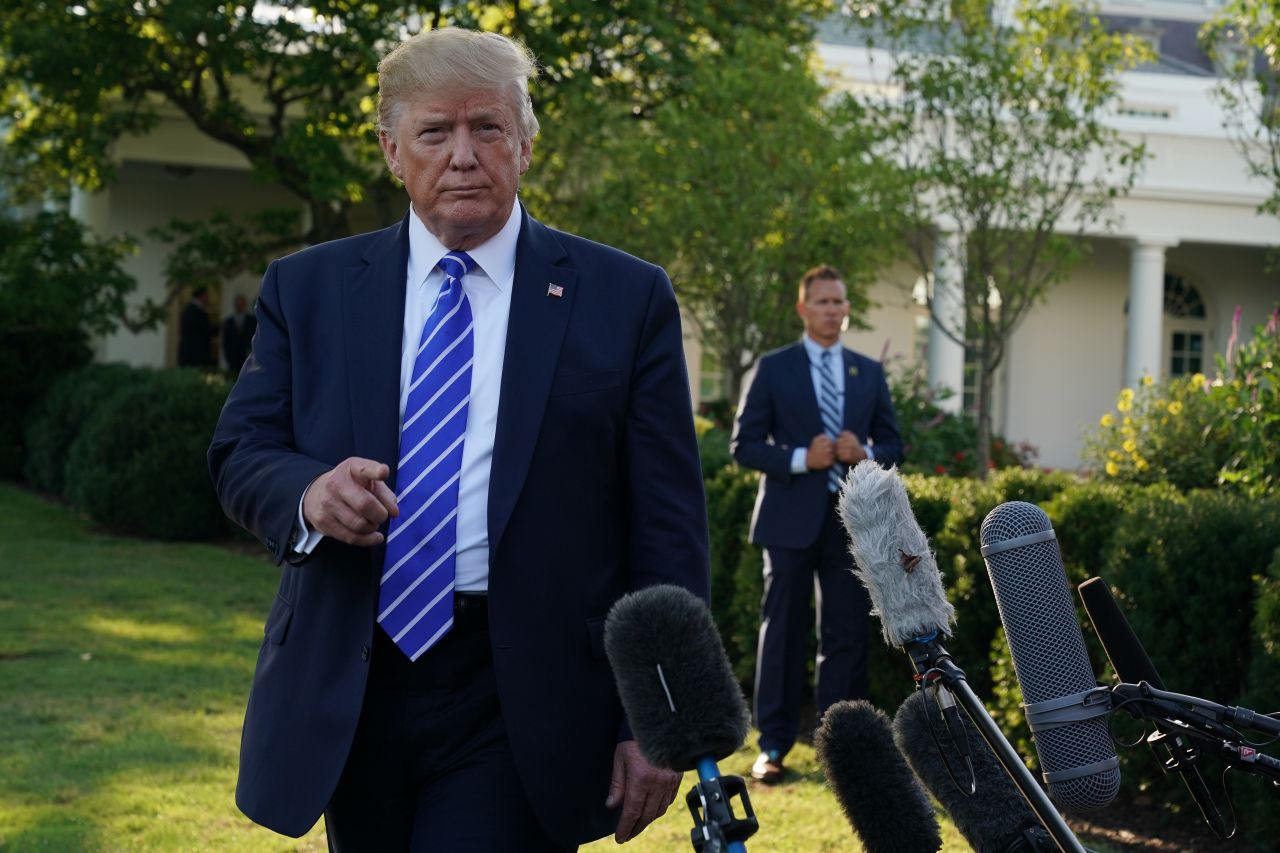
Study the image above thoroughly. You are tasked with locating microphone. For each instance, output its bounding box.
[980,502,1120,812]
[894,687,1063,853]
[1077,577,1228,838]
[841,463,1090,853]
[814,699,942,853]
[839,461,955,651]
[604,584,757,851]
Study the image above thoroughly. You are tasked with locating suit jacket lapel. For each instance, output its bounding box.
[488,208,576,557]
[343,216,409,485]
[787,343,825,437]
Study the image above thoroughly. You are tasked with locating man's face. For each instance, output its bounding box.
[379,87,532,250]
[797,276,850,347]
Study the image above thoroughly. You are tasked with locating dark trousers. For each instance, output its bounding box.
[753,495,871,756]
[325,598,573,852]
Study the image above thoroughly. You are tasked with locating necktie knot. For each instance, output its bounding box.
[438,251,476,282]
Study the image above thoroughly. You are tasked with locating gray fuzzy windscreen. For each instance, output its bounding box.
[604,585,750,772]
[839,461,955,648]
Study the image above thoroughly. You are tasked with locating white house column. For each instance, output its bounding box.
[928,231,966,413]
[70,183,111,235]
[1125,239,1174,389]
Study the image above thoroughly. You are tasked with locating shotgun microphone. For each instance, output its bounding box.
[980,502,1120,812]
[815,699,942,853]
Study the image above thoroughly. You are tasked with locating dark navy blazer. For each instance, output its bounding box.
[730,342,903,549]
[208,208,710,844]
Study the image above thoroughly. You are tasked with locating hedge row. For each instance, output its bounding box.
[703,463,1280,844]
[23,364,231,540]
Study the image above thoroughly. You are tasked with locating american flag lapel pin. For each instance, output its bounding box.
[848,365,859,377]
[547,283,564,298]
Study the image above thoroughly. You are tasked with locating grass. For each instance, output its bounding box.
[0,481,1118,852]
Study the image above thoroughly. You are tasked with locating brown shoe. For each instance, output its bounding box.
[751,751,784,784]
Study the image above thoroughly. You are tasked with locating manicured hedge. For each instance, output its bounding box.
[23,363,150,495]
[63,369,231,540]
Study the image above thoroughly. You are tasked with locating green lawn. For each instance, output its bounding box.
[0,482,1112,851]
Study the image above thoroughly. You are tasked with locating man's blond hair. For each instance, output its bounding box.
[377,28,540,141]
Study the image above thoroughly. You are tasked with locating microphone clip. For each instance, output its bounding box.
[685,774,758,852]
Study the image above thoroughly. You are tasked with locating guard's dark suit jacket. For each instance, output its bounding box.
[208,207,710,845]
[730,342,903,548]
[178,300,214,367]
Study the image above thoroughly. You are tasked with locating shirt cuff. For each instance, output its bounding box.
[293,486,324,555]
[790,447,808,474]
[864,444,875,462]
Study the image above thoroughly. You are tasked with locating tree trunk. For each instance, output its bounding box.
[975,347,994,479]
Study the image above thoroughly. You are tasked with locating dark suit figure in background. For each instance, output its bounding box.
[730,264,903,785]
[177,286,215,367]
[220,293,256,373]
[208,28,708,852]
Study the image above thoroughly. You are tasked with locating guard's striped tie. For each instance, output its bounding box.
[378,252,476,661]
[818,350,844,492]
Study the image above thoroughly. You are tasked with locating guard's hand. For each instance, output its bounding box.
[806,434,836,470]
[836,431,867,465]
[605,740,681,843]
[302,457,398,546]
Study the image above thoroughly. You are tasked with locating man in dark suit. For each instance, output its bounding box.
[208,28,709,851]
[730,264,902,785]
[220,293,256,373]
[177,286,215,367]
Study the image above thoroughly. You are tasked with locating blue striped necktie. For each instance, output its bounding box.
[378,252,475,660]
[818,350,844,492]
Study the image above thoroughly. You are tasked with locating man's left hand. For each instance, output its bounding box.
[836,431,868,464]
[605,740,681,843]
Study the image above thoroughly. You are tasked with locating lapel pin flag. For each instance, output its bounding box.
[547,283,564,298]
[848,365,859,377]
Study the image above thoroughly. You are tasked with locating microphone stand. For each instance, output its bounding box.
[684,758,758,853]
[1111,682,1280,784]
[906,635,1087,853]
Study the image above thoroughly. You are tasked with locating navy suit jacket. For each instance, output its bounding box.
[208,208,710,844]
[730,342,903,549]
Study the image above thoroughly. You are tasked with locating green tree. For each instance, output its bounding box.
[1203,0,1280,222]
[0,210,154,474]
[839,0,1148,475]
[549,31,905,400]
[1,0,829,297]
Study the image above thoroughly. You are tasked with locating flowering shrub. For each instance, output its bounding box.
[1085,307,1280,494]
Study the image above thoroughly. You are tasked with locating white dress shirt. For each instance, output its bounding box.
[788,334,874,474]
[294,202,520,592]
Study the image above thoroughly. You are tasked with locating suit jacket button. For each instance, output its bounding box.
[361,644,370,662]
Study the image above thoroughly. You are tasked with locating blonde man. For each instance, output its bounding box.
[211,27,709,851]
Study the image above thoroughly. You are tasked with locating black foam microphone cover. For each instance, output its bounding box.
[894,689,1050,853]
[604,584,749,772]
[815,700,942,853]
[980,501,1120,812]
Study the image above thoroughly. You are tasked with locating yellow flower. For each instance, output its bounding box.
[1120,388,1135,402]
[1105,461,1119,476]
[1168,401,1183,416]
[1135,458,1149,472]
[1116,398,1131,413]
[1099,413,1114,427]
[1190,373,1206,390]
[1122,416,1133,428]
[1141,375,1154,386]
[1155,399,1167,410]
[1108,450,1123,462]
[1122,439,1137,453]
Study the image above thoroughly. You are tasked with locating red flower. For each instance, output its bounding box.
[934,465,946,475]
[954,451,966,461]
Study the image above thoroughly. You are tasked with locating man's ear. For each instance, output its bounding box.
[519,137,533,175]
[379,131,403,182]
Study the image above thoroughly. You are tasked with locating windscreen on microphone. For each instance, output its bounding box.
[894,688,1049,853]
[604,584,749,772]
[980,502,1120,812]
[815,700,942,853]
[839,460,955,648]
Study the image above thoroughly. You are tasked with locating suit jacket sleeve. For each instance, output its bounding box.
[625,267,711,600]
[207,260,332,565]
[729,357,799,481]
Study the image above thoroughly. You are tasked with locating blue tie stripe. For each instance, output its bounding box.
[379,251,476,660]
[819,351,844,491]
